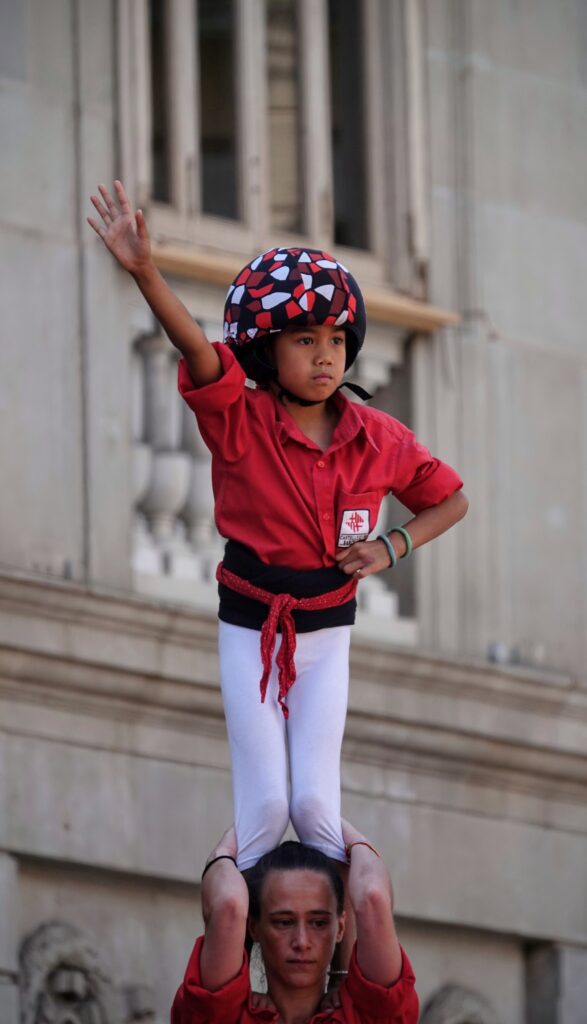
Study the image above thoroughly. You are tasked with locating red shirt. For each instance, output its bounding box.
[171,936,419,1024]
[179,344,463,570]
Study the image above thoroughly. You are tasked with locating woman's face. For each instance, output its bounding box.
[249,868,345,992]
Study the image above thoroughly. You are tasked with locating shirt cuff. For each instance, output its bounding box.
[178,342,246,414]
[394,459,463,514]
[344,945,419,1020]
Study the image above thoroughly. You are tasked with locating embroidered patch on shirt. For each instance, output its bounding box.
[338,509,370,546]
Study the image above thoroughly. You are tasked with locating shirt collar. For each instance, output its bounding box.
[247,1003,279,1021]
[272,389,380,454]
[247,995,344,1022]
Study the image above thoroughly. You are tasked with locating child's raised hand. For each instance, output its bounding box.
[209,824,238,860]
[340,817,368,848]
[88,181,151,277]
[335,538,393,580]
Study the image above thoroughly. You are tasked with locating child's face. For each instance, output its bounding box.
[271,325,347,402]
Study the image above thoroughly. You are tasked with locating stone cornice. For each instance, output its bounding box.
[1,573,585,788]
[3,573,587,943]
[0,573,216,654]
[3,645,587,807]
[151,243,460,332]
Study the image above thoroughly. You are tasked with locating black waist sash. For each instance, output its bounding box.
[218,541,357,633]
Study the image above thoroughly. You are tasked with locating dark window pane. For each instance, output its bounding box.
[197,0,238,219]
[0,0,26,81]
[267,0,304,233]
[328,0,368,249]
[150,0,171,203]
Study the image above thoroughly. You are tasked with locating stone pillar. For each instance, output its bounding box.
[527,944,587,1024]
[358,496,399,618]
[136,333,194,576]
[353,351,393,396]
[140,332,183,452]
[0,854,19,1024]
[131,343,159,575]
[180,387,224,582]
[351,342,417,643]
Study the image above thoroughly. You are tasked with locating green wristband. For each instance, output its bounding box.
[390,526,413,559]
[376,533,397,568]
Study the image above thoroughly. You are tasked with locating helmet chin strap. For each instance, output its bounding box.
[276,385,323,407]
[276,380,372,406]
[339,381,373,401]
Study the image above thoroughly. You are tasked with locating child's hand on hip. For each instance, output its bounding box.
[335,538,394,579]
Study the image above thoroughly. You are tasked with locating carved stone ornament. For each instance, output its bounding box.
[19,921,123,1024]
[420,984,499,1024]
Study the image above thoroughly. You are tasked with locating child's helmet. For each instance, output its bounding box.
[223,247,366,384]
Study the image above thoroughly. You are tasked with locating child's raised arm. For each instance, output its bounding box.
[88,181,221,387]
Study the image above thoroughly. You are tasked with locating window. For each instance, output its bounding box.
[119,0,429,286]
[266,0,304,233]
[198,0,239,219]
[150,0,171,204]
[328,0,368,249]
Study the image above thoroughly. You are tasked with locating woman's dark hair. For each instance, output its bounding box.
[247,841,345,921]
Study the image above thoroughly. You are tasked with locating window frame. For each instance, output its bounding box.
[258,0,386,284]
[118,0,429,290]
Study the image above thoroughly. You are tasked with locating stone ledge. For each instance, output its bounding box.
[0,571,577,694]
[0,573,584,746]
[0,575,586,791]
[151,243,460,332]
[3,652,587,846]
[2,577,587,942]
[0,573,216,652]
[0,642,585,775]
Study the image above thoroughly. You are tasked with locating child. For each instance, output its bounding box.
[88,181,468,872]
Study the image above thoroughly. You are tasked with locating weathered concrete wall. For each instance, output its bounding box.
[1,576,587,1018]
[18,861,203,1020]
[2,2,587,1022]
[402,920,525,1024]
[423,0,587,683]
[0,0,133,590]
[0,855,19,1024]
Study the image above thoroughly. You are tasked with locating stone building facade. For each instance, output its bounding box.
[1,1,587,1021]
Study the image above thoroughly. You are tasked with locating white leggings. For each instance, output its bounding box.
[218,620,351,870]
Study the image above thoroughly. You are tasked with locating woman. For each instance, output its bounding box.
[171,820,419,1023]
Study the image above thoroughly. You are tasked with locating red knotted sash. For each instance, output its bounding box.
[216,563,358,718]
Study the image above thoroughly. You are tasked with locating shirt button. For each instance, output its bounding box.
[317,460,325,468]
[323,512,331,521]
